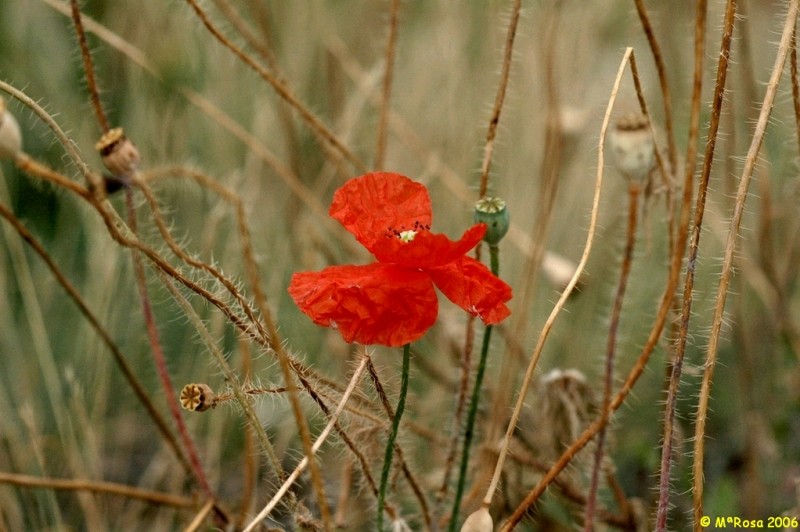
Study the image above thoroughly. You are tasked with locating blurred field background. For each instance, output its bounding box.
[0,0,799,530]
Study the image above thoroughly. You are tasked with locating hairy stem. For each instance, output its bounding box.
[377,344,411,531]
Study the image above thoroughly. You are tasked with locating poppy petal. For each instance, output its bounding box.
[428,256,512,324]
[288,263,439,347]
[372,223,486,267]
[329,172,433,253]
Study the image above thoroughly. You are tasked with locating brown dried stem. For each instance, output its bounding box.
[478,0,521,198]
[243,353,369,531]
[69,0,109,133]
[584,184,640,531]
[691,2,798,528]
[0,472,195,509]
[656,1,735,529]
[183,0,366,173]
[498,48,683,530]
[633,0,677,173]
[374,0,401,170]
[485,46,634,519]
[125,189,215,502]
[0,199,191,479]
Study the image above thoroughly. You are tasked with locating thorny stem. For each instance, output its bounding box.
[377,344,411,531]
[692,1,798,528]
[139,175,330,525]
[374,0,401,170]
[656,1,735,529]
[792,26,800,157]
[159,272,284,482]
[125,189,214,502]
[69,0,109,133]
[478,0,521,198]
[633,0,676,173]
[584,184,640,531]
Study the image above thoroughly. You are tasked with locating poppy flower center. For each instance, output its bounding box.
[385,220,431,243]
[398,230,416,243]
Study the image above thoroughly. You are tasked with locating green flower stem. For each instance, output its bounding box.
[377,343,411,531]
[449,244,500,530]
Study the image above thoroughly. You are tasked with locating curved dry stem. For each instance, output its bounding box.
[483,46,633,515]
[0,80,101,191]
[243,353,370,532]
[124,189,215,501]
[135,173,331,525]
[583,184,640,531]
[497,47,686,530]
[691,2,798,529]
[158,270,284,481]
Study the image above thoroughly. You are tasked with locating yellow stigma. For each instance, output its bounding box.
[398,230,417,243]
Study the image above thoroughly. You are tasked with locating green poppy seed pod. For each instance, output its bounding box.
[609,114,655,182]
[95,127,140,181]
[474,196,510,245]
[0,97,22,160]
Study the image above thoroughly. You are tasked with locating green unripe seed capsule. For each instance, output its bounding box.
[474,197,510,246]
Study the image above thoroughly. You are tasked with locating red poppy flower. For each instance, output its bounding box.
[289,172,512,347]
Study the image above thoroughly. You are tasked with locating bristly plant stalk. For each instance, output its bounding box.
[691,1,798,528]
[656,1,735,529]
[584,183,641,530]
[449,244,500,531]
[376,343,412,531]
[125,189,215,501]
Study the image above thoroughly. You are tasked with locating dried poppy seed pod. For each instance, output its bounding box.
[474,197,510,246]
[95,127,140,182]
[180,383,216,412]
[538,368,596,459]
[0,97,22,160]
[609,114,655,182]
[460,507,493,532]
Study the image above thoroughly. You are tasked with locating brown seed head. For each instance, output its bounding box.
[180,383,216,412]
[95,127,140,178]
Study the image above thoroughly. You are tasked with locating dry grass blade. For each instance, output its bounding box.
[0,472,195,508]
